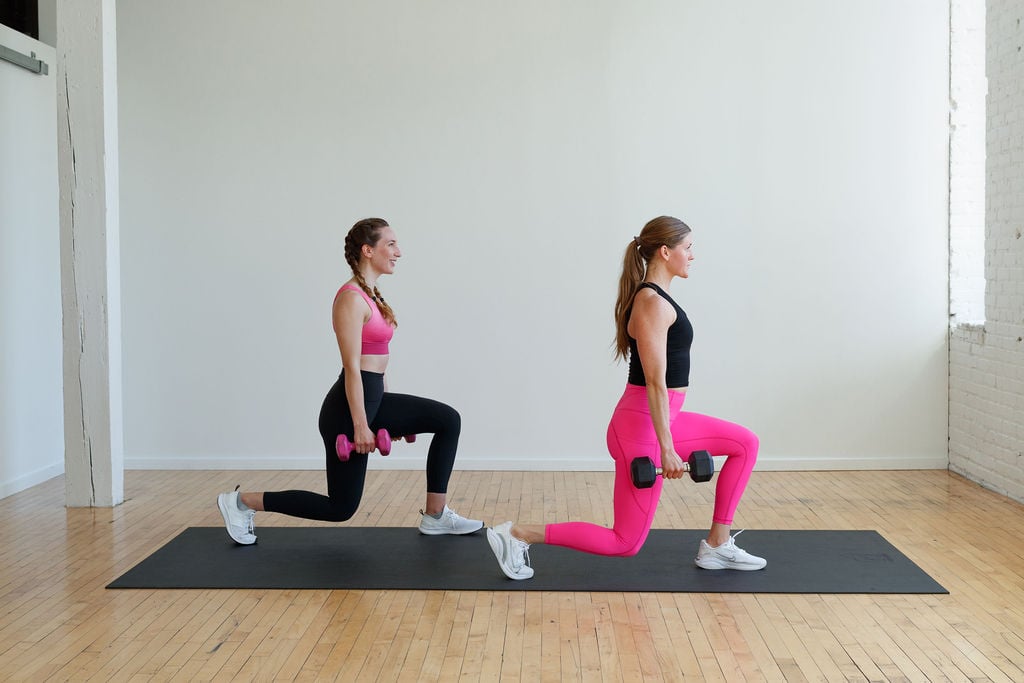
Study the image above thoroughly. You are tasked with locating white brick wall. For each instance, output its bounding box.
[949,0,1024,502]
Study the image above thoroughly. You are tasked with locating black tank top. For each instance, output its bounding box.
[627,282,693,387]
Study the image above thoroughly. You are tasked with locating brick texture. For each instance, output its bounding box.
[949,0,1024,502]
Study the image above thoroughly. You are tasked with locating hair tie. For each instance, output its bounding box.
[633,236,641,248]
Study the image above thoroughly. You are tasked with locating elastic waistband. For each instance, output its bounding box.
[339,369,385,382]
[615,384,686,413]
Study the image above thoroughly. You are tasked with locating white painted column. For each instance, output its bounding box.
[57,0,124,507]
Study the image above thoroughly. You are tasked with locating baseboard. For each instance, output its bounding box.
[125,454,949,471]
[0,462,64,499]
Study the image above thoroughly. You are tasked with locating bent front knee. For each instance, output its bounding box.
[743,430,760,462]
[427,403,461,437]
[441,404,461,433]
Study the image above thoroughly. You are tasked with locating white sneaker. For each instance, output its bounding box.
[418,506,484,535]
[487,521,534,580]
[695,530,766,570]
[217,489,256,545]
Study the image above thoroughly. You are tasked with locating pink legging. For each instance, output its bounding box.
[544,384,757,557]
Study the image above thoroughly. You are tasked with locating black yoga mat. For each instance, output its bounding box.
[108,527,946,594]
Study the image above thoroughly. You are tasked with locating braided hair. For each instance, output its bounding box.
[343,217,398,327]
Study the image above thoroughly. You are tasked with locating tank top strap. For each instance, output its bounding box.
[336,283,374,306]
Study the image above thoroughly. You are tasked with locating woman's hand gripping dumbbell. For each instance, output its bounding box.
[336,429,418,461]
[629,450,714,488]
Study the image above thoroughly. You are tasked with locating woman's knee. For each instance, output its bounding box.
[325,498,359,522]
[434,402,461,434]
[610,515,653,556]
[613,530,649,557]
[739,427,759,462]
[720,426,759,472]
[617,540,645,557]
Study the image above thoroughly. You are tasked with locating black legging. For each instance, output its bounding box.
[263,370,461,522]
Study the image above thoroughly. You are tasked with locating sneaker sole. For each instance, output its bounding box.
[486,528,533,580]
[418,520,485,536]
[695,557,766,571]
[217,495,256,545]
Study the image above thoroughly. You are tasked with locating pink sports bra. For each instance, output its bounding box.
[335,284,394,355]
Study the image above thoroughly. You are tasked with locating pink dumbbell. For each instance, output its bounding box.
[336,429,391,461]
[336,430,417,461]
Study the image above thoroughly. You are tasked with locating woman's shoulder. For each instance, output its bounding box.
[337,279,360,292]
[638,282,682,308]
[633,284,669,307]
[634,283,660,298]
[631,286,677,323]
[334,281,372,306]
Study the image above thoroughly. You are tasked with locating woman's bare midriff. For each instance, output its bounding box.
[360,355,389,374]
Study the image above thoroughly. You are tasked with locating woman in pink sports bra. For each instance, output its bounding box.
[486,216,766,580]
[216,218,483,544]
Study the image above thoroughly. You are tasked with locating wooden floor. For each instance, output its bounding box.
[2,468,1024,682]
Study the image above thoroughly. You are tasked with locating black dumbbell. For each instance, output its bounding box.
[630,450,714,488]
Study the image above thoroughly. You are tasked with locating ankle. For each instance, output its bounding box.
[424,493,446,516]
[512,524,543,545]
[242,492,268,512]
[707,522,733,548]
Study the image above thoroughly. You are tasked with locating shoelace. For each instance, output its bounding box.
[705,530,746,556]
[720,529,747,549]
[723,530,761,561]
[514,539,531,570]
[245,510,255,535]
[442,509,462,525]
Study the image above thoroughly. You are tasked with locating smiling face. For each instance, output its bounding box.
[362,226,401,275]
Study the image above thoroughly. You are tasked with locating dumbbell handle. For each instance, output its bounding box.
[653,461,695,476]
[631,451,714,488]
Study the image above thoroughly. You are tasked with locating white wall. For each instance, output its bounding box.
[0,24,63,495]
[117,1,951,471]
[949,0,1024,503]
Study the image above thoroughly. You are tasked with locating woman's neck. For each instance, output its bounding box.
[358,266,379,290]
[643,269,673,291]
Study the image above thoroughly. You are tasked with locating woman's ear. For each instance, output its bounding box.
[361,243,374,259]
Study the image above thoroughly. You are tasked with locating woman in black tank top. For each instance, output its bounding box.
[486,216,765,580]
